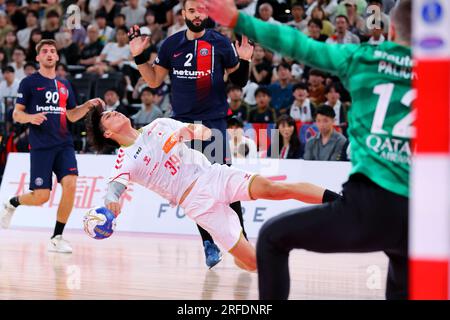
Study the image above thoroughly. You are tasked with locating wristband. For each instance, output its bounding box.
[134,47,152,65]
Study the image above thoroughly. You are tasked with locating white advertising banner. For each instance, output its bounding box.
[0,153,351,238]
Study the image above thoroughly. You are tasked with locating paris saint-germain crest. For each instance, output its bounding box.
[200,48,209,56]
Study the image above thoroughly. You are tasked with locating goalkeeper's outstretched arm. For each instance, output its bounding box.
[199,0,359,79]
[234,13,358,79]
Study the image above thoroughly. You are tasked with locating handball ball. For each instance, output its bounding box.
[83,206,117,240]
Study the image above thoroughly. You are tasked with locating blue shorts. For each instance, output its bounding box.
[29,144,78,190]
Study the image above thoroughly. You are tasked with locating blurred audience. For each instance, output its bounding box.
[0,0,386,162]
[248,87,277,124]
[132,87,163,129]
[304,105,347,161]
[227,116,258,159]
[267,115,302,159]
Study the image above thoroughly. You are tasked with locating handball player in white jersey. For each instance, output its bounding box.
[85,106,341,271]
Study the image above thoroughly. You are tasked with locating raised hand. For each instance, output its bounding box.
[128,25,151,57]
[197,0,239,28]
[236,35,253,61]
[29,112,47,125]
[86,98,106,109]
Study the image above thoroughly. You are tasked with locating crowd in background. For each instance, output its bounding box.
[0,0,398,180]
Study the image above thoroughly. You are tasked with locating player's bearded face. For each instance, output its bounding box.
[185,16,207,33]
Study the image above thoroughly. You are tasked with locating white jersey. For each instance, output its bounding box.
[109,118,212,206]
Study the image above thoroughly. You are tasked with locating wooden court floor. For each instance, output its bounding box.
[0,228,388,300]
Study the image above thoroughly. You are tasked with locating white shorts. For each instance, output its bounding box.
[181,163,257,251]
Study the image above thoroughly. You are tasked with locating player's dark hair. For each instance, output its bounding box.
[35,39,57,55]
[315,105,336,119]
[85,105,120,153]
[391,0,411,44]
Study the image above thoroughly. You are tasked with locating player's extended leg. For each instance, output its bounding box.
[229,233,256,271]
[249,175,337,204]
[256,175,408,300]
[195,119,250,269]
[0,190,51,229]
[196,202,247,269]
[1,147,55,228]
[193,203,256,272]
[384,250,408,299]
[18,189,51,205]
[196,224,222,268]
[230,201,247,239]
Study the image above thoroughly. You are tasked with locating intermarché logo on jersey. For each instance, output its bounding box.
[172,68,211,79]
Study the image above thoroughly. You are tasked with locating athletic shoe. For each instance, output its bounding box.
[0,201,16,229]
[204,240,222,269]
[48,235,73,253]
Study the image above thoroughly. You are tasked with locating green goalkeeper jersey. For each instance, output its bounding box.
[236,13,413,197]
